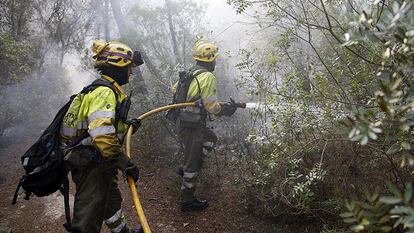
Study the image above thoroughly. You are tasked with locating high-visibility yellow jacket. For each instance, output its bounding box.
[61,75,129,160]
[179,67,222,118]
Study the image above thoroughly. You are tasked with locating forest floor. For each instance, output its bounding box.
[0,137,327,233]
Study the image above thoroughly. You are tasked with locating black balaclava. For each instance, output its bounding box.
[98,65,129,86]
[196,60,216,72]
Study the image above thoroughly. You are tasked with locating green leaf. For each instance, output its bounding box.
[349,128,357,138]
[390,206,412,214]
[340,212,355,218]
[381,226,392,232]
[401,215,414,226]
[345,200,353,211]
[379,196,402,204]
[394,217,404,228]
[401,142,411,150]
[379,215,391,224]
[351,224,364,232]
[406,30,414,37]
[368,131,378,140]
[361,135,369,145]
[344,218,358,223]
[371,189,380,202]
[372,127,382,133]
[404,183,413,203]
[361,218,370,226]
[387,182,402,197]
[391,78,403,91]
[361,202,374,210]
[392,1,400,14]
[352,134,364,142]
[387,144,401,155]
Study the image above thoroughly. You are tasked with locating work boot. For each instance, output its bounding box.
[181,198,209,212]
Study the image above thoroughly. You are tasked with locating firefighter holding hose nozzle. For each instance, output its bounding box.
[167,41,246,212]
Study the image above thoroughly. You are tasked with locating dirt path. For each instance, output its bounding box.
[129,149,270,233]
[0,140,69,233]
[0,139,300,233]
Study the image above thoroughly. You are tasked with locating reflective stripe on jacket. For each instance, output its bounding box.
[61,75,129,158]
[185,70,221,114]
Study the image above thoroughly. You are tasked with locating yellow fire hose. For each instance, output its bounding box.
[124,102,196,233]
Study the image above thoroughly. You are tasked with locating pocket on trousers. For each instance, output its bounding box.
[63,146,97,170]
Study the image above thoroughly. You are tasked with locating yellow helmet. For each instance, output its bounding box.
[91,40,144,68]
[193,41,219,62]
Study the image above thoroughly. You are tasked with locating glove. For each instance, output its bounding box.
[124,162,139,183]
[125,118,141,134]
[217,102,237,116]
[109,152,130,171]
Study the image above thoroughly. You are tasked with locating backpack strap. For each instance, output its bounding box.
[62,176,72,232]
[187,67,208,102]
[65,78,120,148]
[191,68,209,119]
[81,78,119,100]
[193,68,208,78]
[11,178,24,205]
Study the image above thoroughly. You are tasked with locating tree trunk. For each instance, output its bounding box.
[181,24,187,65]
[182,30,186,65]
[165,0,181,64]
[9,0,16,37]
[110,0,162,79]
[110,0,149,101]
[104,0,110,40]
[110,0,128,35]
[15,0,30,38]
[345,0,354,13]
[59,47,65,67]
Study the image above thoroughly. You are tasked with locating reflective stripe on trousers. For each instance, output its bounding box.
[104,209,127,233]
[179,125,217,203]
[181,171,198,189]
[202,141,215,156]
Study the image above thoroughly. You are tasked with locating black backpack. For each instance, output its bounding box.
[166,68,207,122]
[12,78,118,231]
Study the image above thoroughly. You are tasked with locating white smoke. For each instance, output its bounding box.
[0,51,96,146]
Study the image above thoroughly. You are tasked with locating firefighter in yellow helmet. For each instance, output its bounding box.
[60,40,144,233]
[173,41,238,212]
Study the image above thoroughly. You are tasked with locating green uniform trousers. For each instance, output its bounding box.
[178,124,217,203]
[64,146,129,233]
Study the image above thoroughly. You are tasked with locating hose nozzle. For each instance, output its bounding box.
[230,97,246,108]
[237,102,246,108]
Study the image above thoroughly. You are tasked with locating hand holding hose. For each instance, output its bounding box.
[218,102,237,116]
[217,98,246,116]
[125,162,139,183]
[230,97,246,109]
[126,118,141,134]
